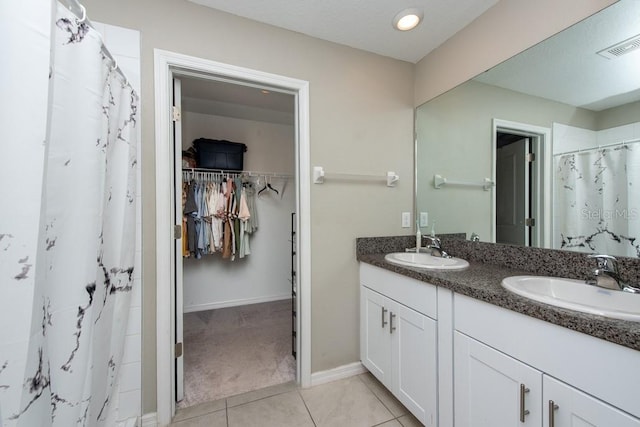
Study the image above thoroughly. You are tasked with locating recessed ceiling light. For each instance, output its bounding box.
[393,8,423,31]
[261,89,270,94]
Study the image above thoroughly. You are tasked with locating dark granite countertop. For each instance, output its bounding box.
[357,236,640,352]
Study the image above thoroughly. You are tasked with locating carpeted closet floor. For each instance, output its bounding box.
[178,299,296,409]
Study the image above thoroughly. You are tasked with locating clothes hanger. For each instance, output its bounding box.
[267,176,279,195]
[258,175,269,196]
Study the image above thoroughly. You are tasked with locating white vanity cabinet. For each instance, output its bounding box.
[455,331,640,427]
[454,332,542,427]
[543,376,640,427]
[360,264,438,426]
[361,286,393,385]
[454,294,640,427]
[359,262,640,427]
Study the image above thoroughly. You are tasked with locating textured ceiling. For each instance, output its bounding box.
[474,0,640,111]
[181,1,639,119]
[187,0,499,63]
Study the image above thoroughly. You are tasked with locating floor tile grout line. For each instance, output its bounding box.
[358,373,416,425]
[225,397,229,427]
[226,384,299,409]
[355,373,399,421]
[173,381,297,425]
[172,400,227,423]
[297,389,318,427]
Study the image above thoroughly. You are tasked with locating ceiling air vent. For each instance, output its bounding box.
[597,34,640,59]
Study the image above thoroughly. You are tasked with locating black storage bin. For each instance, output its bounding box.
[193,138,247,171]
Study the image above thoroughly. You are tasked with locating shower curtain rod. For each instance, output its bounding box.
[58,0,131,87]
[554,138,640,156]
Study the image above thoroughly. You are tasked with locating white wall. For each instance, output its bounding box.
[598,121,640,147]
[552,124,597,155]
[553,121,640,155]
[181,111,295,311]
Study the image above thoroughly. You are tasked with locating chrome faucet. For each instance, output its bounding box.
[588,254,640,293]
[424,236,451,258]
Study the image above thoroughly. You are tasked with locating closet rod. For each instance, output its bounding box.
[182,168,293,179]
[58,0,131,87]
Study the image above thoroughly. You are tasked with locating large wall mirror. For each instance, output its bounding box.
[416,0,640,258]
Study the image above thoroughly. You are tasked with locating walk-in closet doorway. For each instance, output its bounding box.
[175,74,296,407]
[154,50,311,425]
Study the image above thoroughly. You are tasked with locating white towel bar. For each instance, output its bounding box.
[313,166,399,187]
[434,174,494,191]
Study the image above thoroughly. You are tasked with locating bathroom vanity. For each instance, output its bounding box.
[358,236,640,427]
[360,263,438,426]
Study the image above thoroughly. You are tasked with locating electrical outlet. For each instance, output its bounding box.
[420,212,429,227]
[401,212,411,228]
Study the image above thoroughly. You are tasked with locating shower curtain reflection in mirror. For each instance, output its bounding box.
[554,142,639,257]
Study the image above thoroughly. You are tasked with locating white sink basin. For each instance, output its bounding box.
[501,276,640,322]
[384,252,469,271]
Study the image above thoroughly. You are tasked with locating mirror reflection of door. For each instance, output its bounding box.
[496,134,531,245]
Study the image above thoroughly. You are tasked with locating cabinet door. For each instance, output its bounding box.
[360,286,392,388]
[544,376,640,427]
[393,303,437,427]
[455,332,542,427]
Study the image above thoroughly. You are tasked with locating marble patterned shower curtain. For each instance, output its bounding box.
[554,143,640,257]
[0,0,52,425]
[0,3,138,426]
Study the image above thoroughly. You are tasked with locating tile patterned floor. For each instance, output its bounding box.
[171,373,424,427]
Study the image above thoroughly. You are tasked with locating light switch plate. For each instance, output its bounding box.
[401,212,411,228]
[420,212,429,227]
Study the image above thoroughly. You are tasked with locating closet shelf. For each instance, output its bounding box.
[182,167,293,179]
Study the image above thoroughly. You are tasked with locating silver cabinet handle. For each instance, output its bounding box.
[519,384,530,422]
[390,312,396,334]
[549,400,559,427]
[381,307,388,328]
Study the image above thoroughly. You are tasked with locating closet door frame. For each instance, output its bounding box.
[153,49,311,425]
[172,77,185,403]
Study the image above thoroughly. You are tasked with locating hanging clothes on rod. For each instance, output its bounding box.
[181,169,286,261]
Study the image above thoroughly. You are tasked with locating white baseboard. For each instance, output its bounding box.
[140,413,157,427]
[310,361,366,387]
[184,294,291,313]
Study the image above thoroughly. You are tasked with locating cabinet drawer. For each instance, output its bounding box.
[360,263,437,319]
